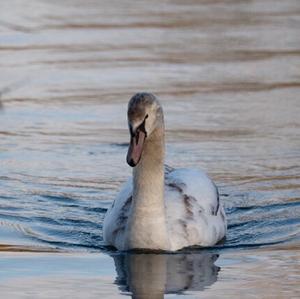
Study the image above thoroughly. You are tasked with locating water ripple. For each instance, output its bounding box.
[0,0,299,254]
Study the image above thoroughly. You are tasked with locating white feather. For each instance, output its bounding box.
[103,167,226,251]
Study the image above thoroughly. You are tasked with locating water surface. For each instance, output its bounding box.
[0,0,300,298]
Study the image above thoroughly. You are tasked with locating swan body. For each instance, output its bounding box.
[103,93,226,251]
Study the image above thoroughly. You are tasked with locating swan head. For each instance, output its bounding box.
[126,92,163,167]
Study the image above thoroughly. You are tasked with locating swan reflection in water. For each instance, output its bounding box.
[113,252,220,299]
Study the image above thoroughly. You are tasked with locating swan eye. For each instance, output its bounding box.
[145,114,149,119]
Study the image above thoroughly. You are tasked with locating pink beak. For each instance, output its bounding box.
[127,130,146,167]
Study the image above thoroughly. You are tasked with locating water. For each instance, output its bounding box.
[0,0,300,297]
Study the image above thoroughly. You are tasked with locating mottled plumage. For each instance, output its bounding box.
[103,93,227,251]
[104,166,226,251]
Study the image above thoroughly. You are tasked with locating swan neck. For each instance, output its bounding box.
[126,126,169,250]
[133,126,165,207]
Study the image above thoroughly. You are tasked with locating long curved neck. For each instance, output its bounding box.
[126,126,169,250]
[133,127,165,208]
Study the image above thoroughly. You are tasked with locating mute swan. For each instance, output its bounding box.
[103,93,226,251]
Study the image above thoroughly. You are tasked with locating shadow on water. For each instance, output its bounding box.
[113,251,219,299]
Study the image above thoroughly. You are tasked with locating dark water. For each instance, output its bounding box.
[0,0,300,298]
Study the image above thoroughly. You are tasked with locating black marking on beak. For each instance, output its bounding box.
[129,124,134,137]
[128,158,136,167]
[129,114,148,139]
[127,114,149,167]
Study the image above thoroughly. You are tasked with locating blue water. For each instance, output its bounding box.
[0,102,299,252]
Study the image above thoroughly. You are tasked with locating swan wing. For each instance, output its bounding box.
[165,168,226,250]
[103,178,132,248]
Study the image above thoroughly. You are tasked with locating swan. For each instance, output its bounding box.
[103,92,226,251]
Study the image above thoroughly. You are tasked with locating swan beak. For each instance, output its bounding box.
[127,130,146,167]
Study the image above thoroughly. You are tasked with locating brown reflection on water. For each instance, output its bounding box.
[1,0,300,104]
